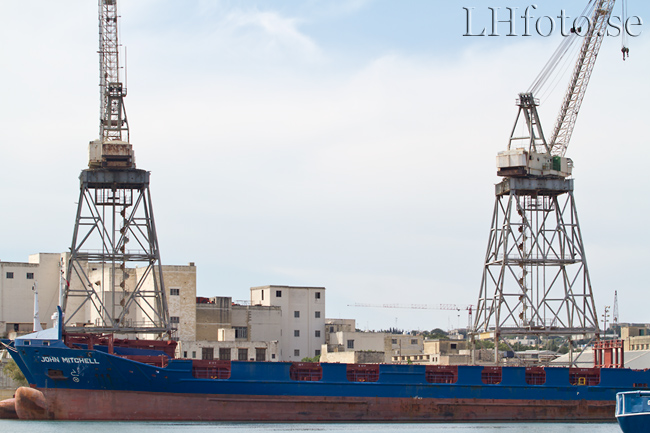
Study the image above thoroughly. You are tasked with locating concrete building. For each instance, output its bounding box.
[2,255,332,363]
[1,253,196,340]
[1,253,64,337]
[181,295,281,362]
[622,325,650,352]
[321,319,425,364]
[177,338,279,362]
[420,339,470,365]
[250,285,326,361]
[159,263,197,342]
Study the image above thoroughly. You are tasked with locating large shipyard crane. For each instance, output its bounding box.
[473,0,616,365]
[62,0,170,337]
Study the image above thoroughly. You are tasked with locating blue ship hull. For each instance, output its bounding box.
[3,321,650,421]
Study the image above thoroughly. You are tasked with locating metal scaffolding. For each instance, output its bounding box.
[63,170,170,335]
[474,178,599,364]
[62,0,169,337]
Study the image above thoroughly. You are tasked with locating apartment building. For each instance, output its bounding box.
[250,285,326,361]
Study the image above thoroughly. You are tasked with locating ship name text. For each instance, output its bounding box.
[40,356,100,365]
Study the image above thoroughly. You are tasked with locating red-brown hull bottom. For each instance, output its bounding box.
[20,387,614,422]
[0,397,18,419]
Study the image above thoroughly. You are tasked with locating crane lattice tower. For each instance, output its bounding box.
[473,0,616,363]
[62,0,170,336]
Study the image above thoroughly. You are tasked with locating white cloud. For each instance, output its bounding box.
[205,7,323,64]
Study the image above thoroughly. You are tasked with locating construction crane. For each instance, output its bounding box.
[63,0,169,336]
[349,303,472,311]
[348,303,474,331]
[474,0,617,365]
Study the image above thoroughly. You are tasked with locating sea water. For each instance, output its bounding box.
[0,421,622,433]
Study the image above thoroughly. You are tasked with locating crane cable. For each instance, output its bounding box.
[527,0,597,96]
[621,0,630,60]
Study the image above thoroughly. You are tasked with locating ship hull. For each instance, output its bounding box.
[5,323,649,422]
[24,388,615,422]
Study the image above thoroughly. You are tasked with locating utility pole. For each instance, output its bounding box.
[602,306,610,339]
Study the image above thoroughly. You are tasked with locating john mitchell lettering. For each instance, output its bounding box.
[40,356,100,365]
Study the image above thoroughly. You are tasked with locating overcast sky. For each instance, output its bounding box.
[1,1,648,332]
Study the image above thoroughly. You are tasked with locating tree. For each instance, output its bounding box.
[301,355,321,363]
[2,360,27,386]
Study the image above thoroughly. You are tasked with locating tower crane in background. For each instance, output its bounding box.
[348,303,474,332]
[62,0,170,337]
[473,0,618,366]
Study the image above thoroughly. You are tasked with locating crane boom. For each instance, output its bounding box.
[99,0,129,143]
[89,0,135,169]
[549,0,615,157]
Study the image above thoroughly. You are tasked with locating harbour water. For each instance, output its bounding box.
[0,421,621,433]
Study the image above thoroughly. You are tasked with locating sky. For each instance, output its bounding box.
[0,1,649,333]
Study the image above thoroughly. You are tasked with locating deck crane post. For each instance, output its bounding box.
[62,0,170,337]
[473,0,616,366]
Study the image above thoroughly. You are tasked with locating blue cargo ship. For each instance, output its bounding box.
[2,310,650,421]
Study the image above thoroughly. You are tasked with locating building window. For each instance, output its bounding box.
[235,327,248,339]
[294,349,300,357]
[6,272,13,279]
[26,272,34,280]
[183,351,188,358]
[315,292,321,299]
[411,339,417,345]
[256,348,267,361]
[261,290,264,300]
[329,326,334,333]
[315,349,321,356]
[294,330,300,337]
[347,340,354,349]
[202,347,214,360]
[294,311,300,318]
[170,316,180,323]
[451,343,457,350]
[275,290,282,297]
[192,351,196,358]
[392,339,397,344]
[238,348,248,361]
[219,348,231,360]
[315,330,321,338]
[315,311,321,318]
[170,288,180,295]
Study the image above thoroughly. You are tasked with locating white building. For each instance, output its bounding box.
[0,253,196,340]
[1,253,62,337]
[2,256,326,363]
[250,285,326,361]
[180,296,281,362]
[321,319,424,364]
